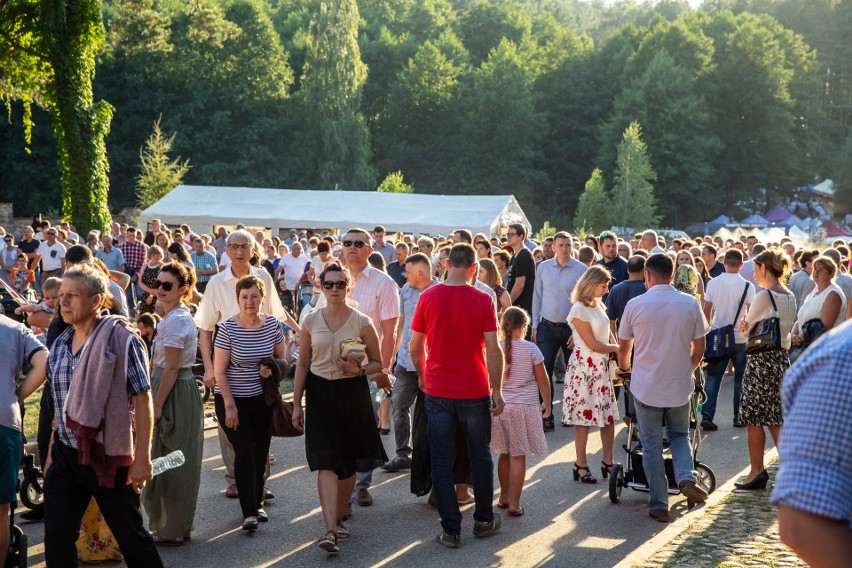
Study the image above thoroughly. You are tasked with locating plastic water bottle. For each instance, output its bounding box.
[151,450,185,476]
[374,374,397,403]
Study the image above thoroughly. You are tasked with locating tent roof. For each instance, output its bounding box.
[821,220,852,237]
[811,179,834,198]
[740,213,769,226]
[138,185,531,235]
[709,214,731,224]
[764,206,792,223]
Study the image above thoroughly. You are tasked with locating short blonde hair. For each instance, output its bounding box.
[571,265,611,306]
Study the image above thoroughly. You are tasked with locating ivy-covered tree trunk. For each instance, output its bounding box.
[44,0,114,237]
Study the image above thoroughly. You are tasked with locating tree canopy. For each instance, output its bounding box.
[2,0,851,230]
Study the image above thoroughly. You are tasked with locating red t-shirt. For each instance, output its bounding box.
[410,283,497,399]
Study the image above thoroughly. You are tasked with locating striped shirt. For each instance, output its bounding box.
[214,315,284,397]
[501,339,544,405]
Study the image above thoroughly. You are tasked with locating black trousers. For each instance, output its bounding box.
[43,441,163,568]
[215,394,272,518]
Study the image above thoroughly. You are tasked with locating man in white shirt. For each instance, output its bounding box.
[617,253,710,523]
[34,228,66,284]
[702,249,755,430]
[279,242,309,292]
[195,229,299,499]
[640,230,666,254]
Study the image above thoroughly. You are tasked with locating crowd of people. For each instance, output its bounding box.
[1,218,851,565]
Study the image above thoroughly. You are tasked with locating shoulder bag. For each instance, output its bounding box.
[704,283,749,361]
[745,291,782,354]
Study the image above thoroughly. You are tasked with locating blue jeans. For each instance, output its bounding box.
[703,343,746,421]
[634,398,695,511]
[425,395,494,536]
[535,321,572,402]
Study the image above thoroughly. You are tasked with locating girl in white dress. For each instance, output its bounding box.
[564,265,620,484]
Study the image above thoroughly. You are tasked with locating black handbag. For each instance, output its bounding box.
[745,291,782,354]
[705,283,750,360]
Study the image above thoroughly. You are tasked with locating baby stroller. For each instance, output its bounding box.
[609,371,716,504]
[5,479,28,568]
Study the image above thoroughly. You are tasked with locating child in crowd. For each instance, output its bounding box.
[9,254,36,299]
[136,312,160,357]
[491,307,551,517]
[15,276,61,316]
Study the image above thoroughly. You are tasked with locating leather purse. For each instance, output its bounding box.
[269,399,303,437]
[745,292,782,355]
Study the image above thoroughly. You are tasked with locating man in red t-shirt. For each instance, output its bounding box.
[410,243,505,548]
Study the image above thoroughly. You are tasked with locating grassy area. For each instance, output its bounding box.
[21,385,42,441]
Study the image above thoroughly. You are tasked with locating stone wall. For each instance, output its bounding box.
[0,203,13,228]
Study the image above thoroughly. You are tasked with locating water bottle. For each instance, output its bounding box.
[374,374,397,403]
[151,450,185,476]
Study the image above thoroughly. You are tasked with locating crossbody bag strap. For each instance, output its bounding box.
[732,283,749,327]
[766,289,778,315]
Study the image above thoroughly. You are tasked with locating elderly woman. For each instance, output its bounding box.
[477,258,511,313]
[0,234,18,284]
[291,263,390,555]
[563,265,620,484]
[675,251,706,302]
[792,256,847,348]
[142,262,203,544]
[214,275,285,531]
[734,249,797,490]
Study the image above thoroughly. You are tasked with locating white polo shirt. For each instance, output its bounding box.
[37,241,66,271]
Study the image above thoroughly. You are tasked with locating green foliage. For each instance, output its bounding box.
[377,170,413,193]
[136,116,190,210]
[574,168,610,234]
[537,220,557,239]
[610,122,659,231]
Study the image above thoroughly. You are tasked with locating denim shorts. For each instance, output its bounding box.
[0,424,22,504]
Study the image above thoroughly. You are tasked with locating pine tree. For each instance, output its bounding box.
[575,168,610,234]
[610,122,659,230]
[298,0,375,190]
[135,117,190,210]
[377,171,413,193]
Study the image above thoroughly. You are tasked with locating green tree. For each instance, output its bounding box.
[1,0,114,236]
[377,170,413,193]
[574,168,610,234]
[135,117,190,210]
[610,121,659,230]
[297,0,375,189]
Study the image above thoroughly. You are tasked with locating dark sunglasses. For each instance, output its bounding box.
[151,279,176,291]
[342,240,367,248]
[322,280,348,290]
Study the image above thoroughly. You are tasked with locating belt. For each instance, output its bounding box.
[541,318,570,328]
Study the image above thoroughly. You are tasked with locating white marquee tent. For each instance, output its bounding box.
[138,185,532,236]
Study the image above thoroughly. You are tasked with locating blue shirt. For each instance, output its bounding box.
[396,279,438,372]
[95,247,126,271]
[191,250,218,284]
[606,279,647,331]
[596,256,628,289]
[771,321,852,526]
[531,257,587,328]
[47,323,150,448]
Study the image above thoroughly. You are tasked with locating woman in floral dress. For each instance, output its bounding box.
[564,265,620,484]
[138,245,164,315]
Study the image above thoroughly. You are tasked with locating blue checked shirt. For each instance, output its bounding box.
[47,324,151,449]
[771,321,852,526]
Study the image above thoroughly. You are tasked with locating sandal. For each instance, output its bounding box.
[601,461,613,479]
[225,484,239,498]
[497,501,509,509]
[336,522,350,542]
[573,463,597,484]
[509,506,525,517]
[318,529,339,553]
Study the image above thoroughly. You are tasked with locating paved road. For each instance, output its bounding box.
[18,378,754,567]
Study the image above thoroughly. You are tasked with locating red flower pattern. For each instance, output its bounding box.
[563,347,620,427]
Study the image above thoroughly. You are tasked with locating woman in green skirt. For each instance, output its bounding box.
[142,262,203,544]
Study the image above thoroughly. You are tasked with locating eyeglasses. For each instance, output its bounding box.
[322,280,348,290]
[506,232,517,237]
[151,279,176,291]
[342,240,367,248]
[228,244,251,251]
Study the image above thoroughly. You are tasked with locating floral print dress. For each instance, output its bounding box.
[563,301,620,427]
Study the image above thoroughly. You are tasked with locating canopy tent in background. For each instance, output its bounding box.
[137,185,531,236]
[810,179,834,198]
[739,213,770,227]
[764,206,792,223]
[709,214,732,224]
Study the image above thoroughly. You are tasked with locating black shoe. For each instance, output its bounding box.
[257,510,268,522]
[436,531,461,548]
[701,416,718,431]
[380,456,412,472]
[734,470,769,490]
[241,519,258,531]
[733,420,746,428]
[473,513,502,538]
[264,487,275,500]
[543,416,555,431]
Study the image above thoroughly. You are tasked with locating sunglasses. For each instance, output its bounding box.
[322,280,348,290]
[151,279,177,291]
[506,232,517,237]
[342,240,367,248]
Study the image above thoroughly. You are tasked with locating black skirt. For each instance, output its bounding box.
[304,371,388,479]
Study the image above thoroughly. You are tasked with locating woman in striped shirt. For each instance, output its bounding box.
[214,275,285,532]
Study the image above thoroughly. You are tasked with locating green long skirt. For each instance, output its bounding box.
[142,367,204,540]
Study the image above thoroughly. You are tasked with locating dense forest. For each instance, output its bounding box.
[2,0,851,230]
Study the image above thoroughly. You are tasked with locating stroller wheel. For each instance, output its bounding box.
[194,376,212,403]
[608,463,624,503]
[695,462,716,495]
[19,476,44,513]
[8,525,27,568]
